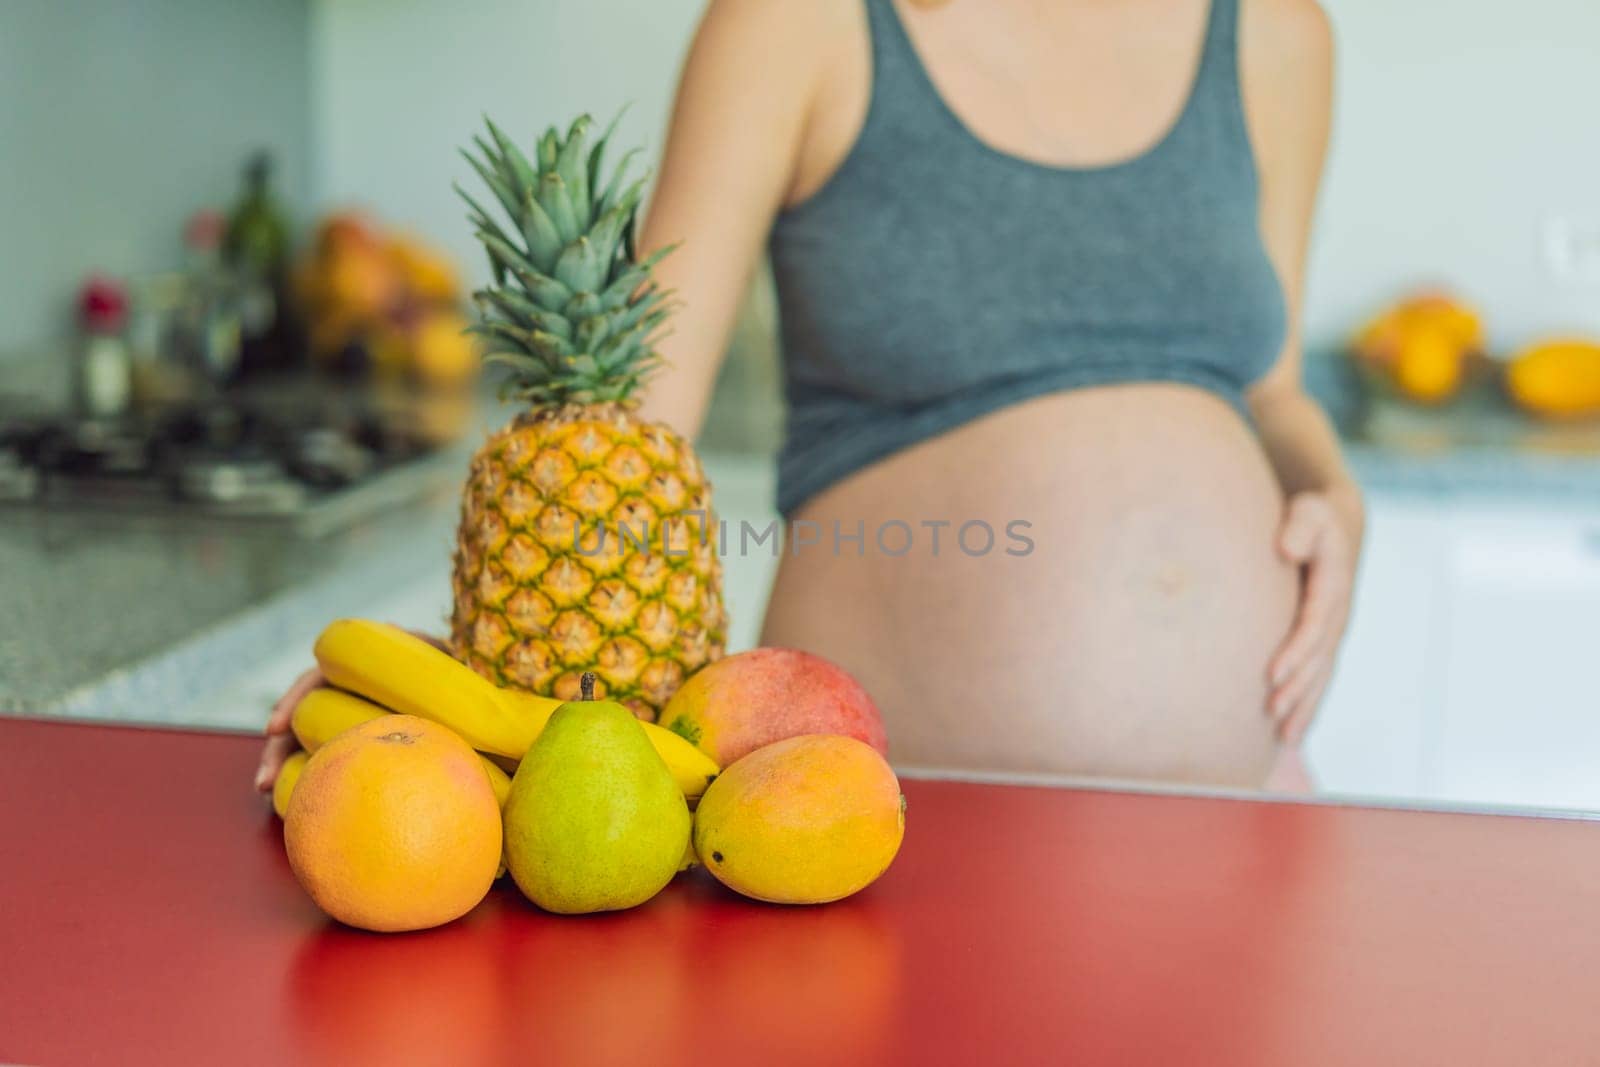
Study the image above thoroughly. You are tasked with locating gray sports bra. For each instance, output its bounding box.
[768,0,1286,516]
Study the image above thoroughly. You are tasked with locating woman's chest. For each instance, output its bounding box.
[772,164,1281,403]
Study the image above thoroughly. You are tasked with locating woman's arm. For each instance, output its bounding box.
[635,0,834,435]
[1241,0,1364,743]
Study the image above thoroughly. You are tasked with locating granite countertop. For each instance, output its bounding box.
[0,454,468,716]
[0,442,779,722]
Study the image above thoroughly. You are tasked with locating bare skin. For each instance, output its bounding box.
[259,0,1361,791]
[764,385,1298,782]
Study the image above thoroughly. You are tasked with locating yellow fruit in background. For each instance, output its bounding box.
[410,310,479,388]
[388,235,460,304]
[272,750,309,819]
[1392,326,1465,404]
[1506,340,1600,419]
[319,246,397,324]
[285,715,501,932]
[1352,292,1483,387]
[694,734,905,905]
[1405,293,1484,350]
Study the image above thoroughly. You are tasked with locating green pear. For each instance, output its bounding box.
[502,673,691,914]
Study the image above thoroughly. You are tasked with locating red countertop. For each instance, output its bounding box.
[3,718,1599,1066]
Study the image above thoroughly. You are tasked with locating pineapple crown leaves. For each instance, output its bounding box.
[458,110,674,406]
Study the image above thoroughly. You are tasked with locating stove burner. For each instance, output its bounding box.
[0,398,443,519]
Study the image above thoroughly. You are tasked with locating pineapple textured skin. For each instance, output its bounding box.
[451,402,725,720]
[453,113,726,718]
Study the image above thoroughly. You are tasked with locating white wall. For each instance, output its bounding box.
[0,0,313,358]
[310,0,703,292]
[311,0,1600,354]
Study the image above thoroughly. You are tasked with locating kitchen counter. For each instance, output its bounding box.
[1344,439,1600,501]
[0,447,468,715]
[0,441,777,722]
[5,717,1600,1066]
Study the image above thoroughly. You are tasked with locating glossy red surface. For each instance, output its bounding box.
[4,718,1600,1066]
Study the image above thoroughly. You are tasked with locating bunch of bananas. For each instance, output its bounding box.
[273,620,720,831]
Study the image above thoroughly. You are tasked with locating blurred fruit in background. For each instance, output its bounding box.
[387,235,459,305]
[1504,340,1600,421]
[1351,291,1485,405]
[294,213,477,388]
[408,310,478,388]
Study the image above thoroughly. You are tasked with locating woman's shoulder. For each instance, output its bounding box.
[1239,0,1333,69]
[692,0,860,54]
[1238,0,1333,144]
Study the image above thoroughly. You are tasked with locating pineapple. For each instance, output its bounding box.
[451,114,725,718]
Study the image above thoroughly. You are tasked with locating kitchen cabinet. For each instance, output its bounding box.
[1310,494,1600,811]
[1304,500,1447,800]
[1426,507,1600,810]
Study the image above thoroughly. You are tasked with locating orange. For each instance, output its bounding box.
[1506,339,1600,419]
[284,714,501,932]
[1392,326,1465,403]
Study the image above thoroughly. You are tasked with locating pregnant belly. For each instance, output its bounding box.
[760,383,1299,787]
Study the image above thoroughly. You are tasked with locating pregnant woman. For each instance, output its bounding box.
[260,0,1361,790]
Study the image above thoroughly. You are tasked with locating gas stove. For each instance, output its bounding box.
[0,397,463,531]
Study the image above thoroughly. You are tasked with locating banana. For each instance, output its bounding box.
[272,750,309,819]
[640,720,720,802]
[310,618,716,799]
[485,752,521,777]
[479,756,512,810]
[290,687,387,750]
[313,619,560,759]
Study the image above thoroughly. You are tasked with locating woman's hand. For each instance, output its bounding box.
[253,628,451,793]
[1267,488,1362,745]
[254,666,325,792]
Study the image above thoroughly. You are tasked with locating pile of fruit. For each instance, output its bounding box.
[275,621,903,931]
[1353,291,1600,418]
[294,214,479,388]
[271,114,903,931]
[1352,292,1486,404]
